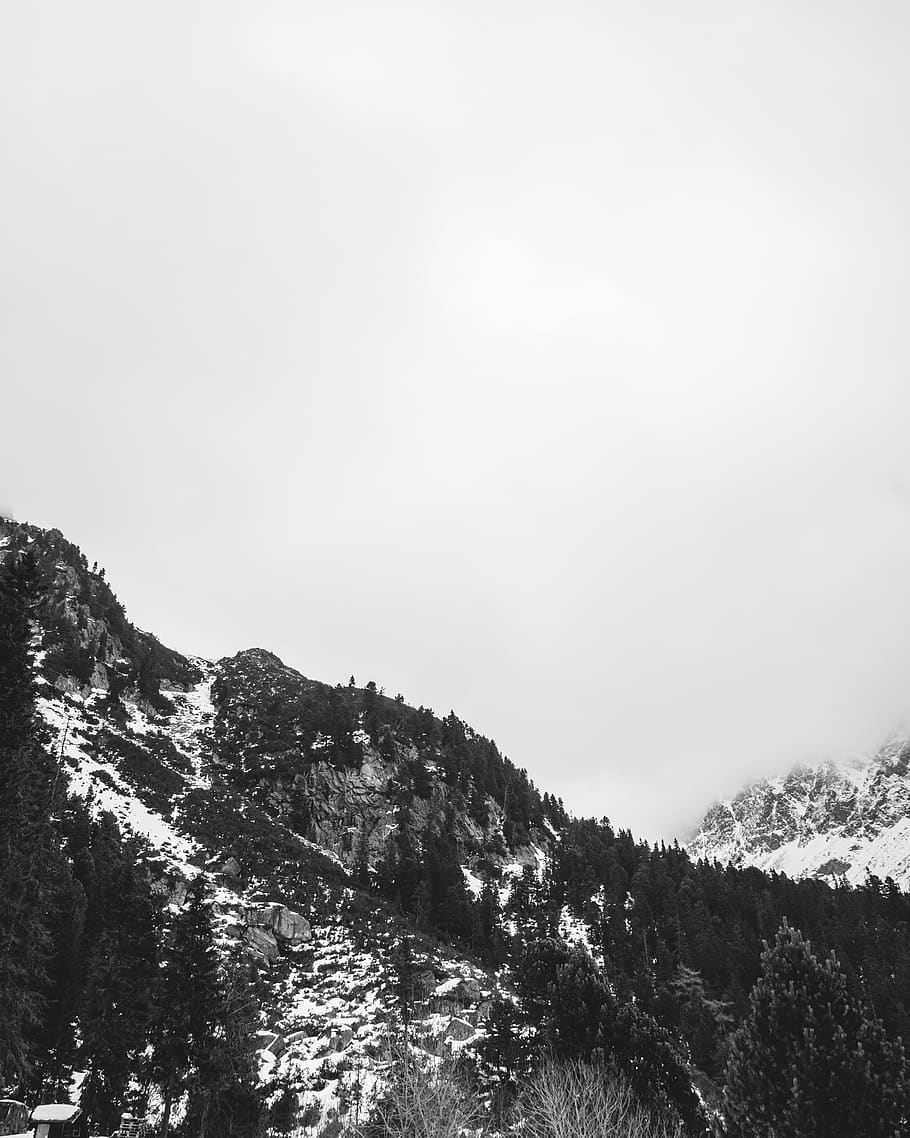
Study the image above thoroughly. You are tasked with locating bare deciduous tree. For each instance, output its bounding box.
[517,1060,684,1138]
[353,1038,481,1138]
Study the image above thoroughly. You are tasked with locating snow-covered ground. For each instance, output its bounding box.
[37,689,200,871]
[253,917,493,1131]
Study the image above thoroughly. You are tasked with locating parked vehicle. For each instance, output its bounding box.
[0,1101,29,1137]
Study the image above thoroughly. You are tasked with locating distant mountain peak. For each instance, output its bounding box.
[687,731,910,887]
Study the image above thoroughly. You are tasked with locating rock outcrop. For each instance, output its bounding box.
[244,902,312,945]
[244,925,279,964]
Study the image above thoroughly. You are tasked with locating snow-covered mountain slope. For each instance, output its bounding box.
[0,516,540,1131]
[687,734,910,888]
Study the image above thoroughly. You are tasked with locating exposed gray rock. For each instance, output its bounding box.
[273,906,311,943]
[244,903,312,944]
[444,1017,475,1042]
[169,879,189,907]
[54,675,85,696]
[294,743,492,869]
[244,925,279,964]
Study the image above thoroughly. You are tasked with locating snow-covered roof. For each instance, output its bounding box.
[32,1105,82,1123]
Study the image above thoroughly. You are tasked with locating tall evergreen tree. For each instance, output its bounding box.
[724,921,910,1137]
[151,885,261,1138]
[0,552,64,1090]
[186,951,262,1138]
[24,865,87,1101]
[151,882,221,1138]
[78,817,161,1132]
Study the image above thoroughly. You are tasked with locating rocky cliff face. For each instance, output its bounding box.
[687,734,910,888]
[211,648,511,872]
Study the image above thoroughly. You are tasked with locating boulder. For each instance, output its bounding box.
[273,906,311,944]
[444,1017,475,1043]
[170,879,189,908]
[434,976,482,1004]
[244,926,279,964]
[220,856,242,878]
[244,903,311,944]
[245,904,280,928]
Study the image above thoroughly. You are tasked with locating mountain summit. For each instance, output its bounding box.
[687,733,910,888]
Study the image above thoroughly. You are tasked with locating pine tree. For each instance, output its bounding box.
[150,882,221,1138]
[0,552,64,1090]
[476,996,528,1084]
[391,935,417,1036]
[24,866,87,1101]
[78,818,161,1132]
[151,885,262,1138]
[186,950,262,1138]
[723,921,910,1137]
[477,877,505,967]
[669,963,732,1077]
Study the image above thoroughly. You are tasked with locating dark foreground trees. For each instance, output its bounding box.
[150,883,261,1138]
[514,939,707,1134]
[0,552,67,1091]
[724,921,910,1137]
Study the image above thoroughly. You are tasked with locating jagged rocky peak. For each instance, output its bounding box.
[687,731,910,888]
[0,514,199,704]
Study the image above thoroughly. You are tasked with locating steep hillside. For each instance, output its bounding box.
[0,517,552,1130]
[687,733,910,888]
[7,515,910,1136]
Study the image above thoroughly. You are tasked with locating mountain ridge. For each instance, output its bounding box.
[687,731,910,888]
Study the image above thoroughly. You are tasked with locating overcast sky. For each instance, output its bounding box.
[3,2,910,841]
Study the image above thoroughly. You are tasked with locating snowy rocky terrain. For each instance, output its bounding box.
[0,517,544,1131]
[687,733,910,888]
